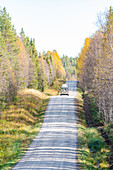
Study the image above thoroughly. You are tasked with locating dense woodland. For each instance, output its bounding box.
[76,7,113,125]
[61,55,76,80]
[0,7,65,105]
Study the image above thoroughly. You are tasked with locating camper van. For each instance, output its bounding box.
[60,84,69,96]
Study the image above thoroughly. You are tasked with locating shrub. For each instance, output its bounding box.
[88,139,105,152]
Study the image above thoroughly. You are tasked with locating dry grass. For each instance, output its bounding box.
[19,88,49,99]
[0,92,49,169]
[44,89,58,96]
[0,78,64,169]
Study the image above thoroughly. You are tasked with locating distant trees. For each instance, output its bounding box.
[0,7,66,104]
[61,55,76,80]
[76,7,113,124]
[39,50,66,88]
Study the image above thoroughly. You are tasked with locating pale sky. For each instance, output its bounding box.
[0,0,113,58]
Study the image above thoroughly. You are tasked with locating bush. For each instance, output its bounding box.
[88,139,105,152]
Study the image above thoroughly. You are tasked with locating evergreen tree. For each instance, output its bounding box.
[0,7,19,100]
[0,7,19,56]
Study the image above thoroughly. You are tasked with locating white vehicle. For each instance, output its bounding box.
[60,84,69,96]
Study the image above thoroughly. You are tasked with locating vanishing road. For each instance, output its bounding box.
[12,81,79,170]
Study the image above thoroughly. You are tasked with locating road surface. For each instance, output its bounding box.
[12,81,79,170]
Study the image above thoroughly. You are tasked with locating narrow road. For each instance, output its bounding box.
[12,81,79,170]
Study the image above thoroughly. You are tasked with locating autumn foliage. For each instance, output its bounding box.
[0,7,66,104]
[76,7,113,124]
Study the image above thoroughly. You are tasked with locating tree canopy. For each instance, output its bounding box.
[0,7,66,102]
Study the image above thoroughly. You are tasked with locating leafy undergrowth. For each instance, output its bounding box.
[76,89,110,170]
[0,79,64,169]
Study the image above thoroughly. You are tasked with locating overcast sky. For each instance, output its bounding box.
[1,0,113,58]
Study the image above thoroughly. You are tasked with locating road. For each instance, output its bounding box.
[12,81,79,170]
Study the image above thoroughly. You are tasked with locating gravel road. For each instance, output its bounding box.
[12,81,79,170]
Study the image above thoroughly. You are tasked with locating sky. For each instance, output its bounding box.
[0,0,113,58]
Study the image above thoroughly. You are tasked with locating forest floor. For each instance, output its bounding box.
[76,89,110,169]
[82,94,113,169]
[0,79,65,170]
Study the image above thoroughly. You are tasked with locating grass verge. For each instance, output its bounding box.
[76,89,110,169]
[0,79,64,169]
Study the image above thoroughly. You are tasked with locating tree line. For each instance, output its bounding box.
[76,7,113,125]
[0,7,66,105]
[61,55,76,80]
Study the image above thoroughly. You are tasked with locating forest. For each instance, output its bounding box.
[76,7,113,125]
[76,7,113,167]
[76,7,113,168]
[61,55,76,80]
[0,7,66,105]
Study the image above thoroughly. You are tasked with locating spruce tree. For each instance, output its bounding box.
[0,7,19,100]
[0,8,19,56]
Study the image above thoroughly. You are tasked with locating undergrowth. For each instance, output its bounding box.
[76,88,109,169]
[0,95,49,169]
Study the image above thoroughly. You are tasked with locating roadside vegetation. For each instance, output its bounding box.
[76,6,113,169]
[76,87,110,169]
[0,79,65,169]
[0,94,49,169]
